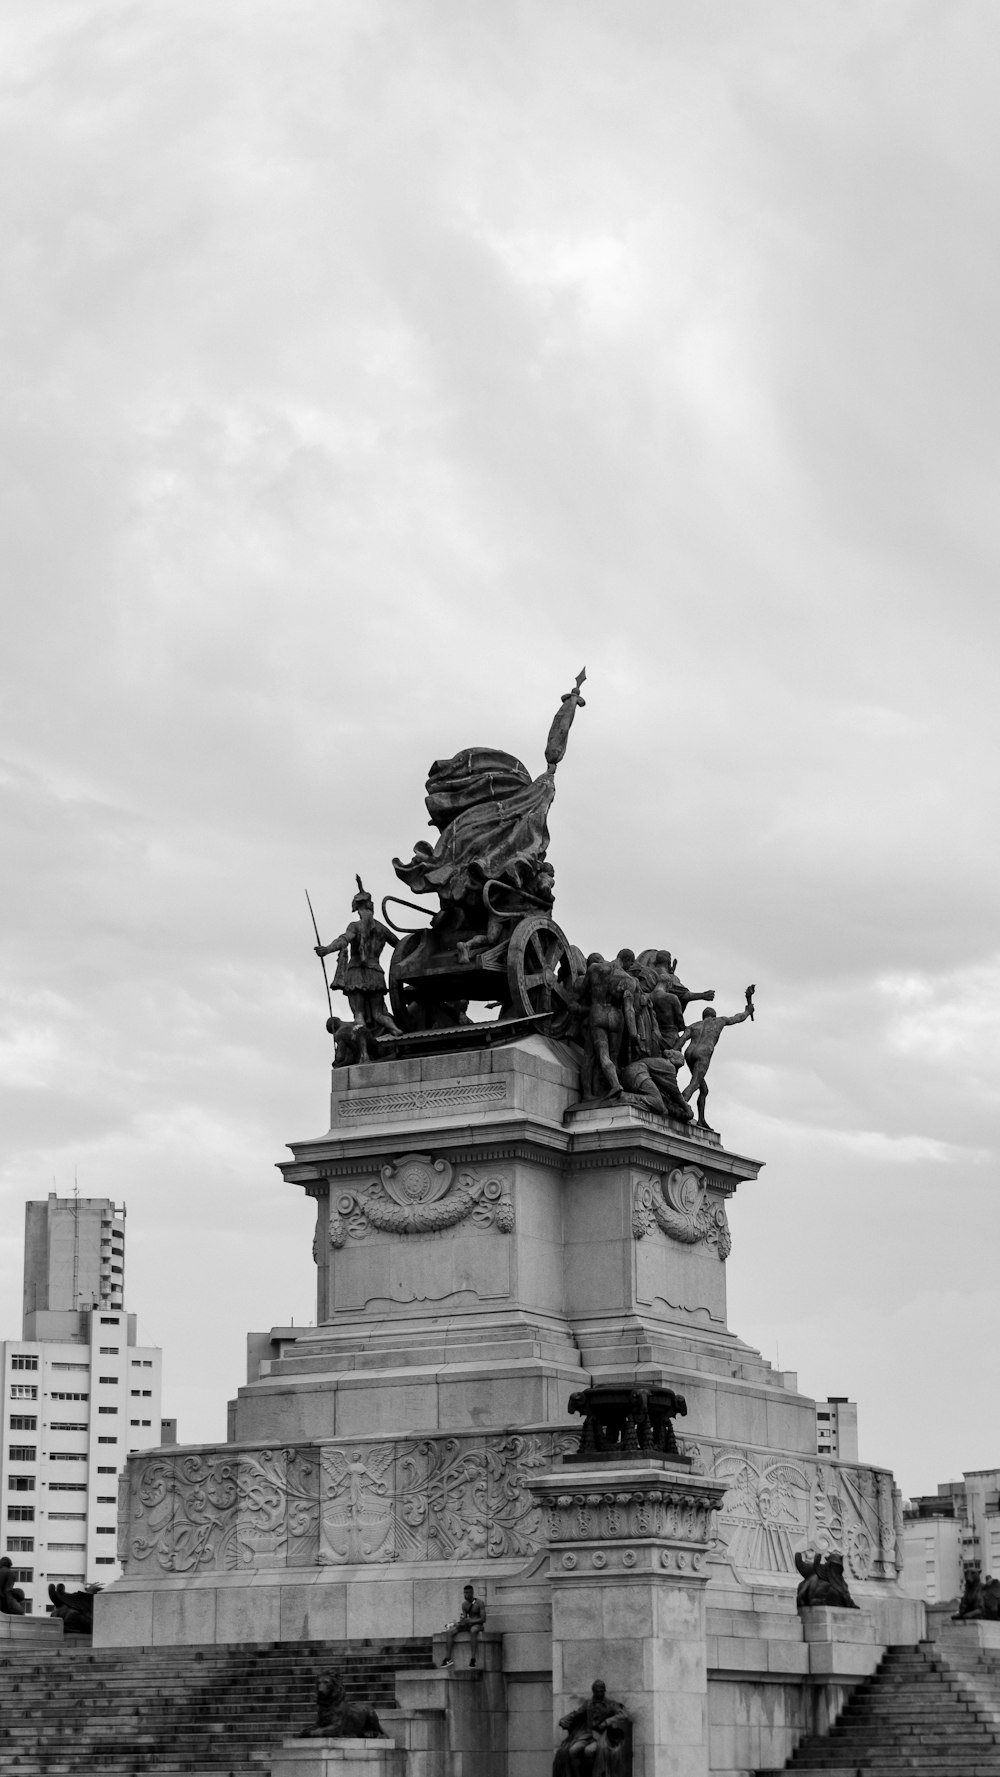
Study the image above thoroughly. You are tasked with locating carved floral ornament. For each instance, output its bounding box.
[541,1484,720,1549]
[120,1433,899,1581]
[632,1166,731,1258]
[329,1153,514,1244]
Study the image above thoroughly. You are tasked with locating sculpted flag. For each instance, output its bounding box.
[393,747,555,904]
[393,676,585,908]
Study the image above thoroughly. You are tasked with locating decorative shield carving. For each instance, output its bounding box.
[380,1154,453,1206]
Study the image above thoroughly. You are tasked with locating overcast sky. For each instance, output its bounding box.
[1,1,998,1500]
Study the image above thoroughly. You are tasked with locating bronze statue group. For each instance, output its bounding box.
[309,675,757,1130]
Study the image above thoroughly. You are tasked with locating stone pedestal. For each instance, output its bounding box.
[395,1640,507,1777]
[532,1461,727,1777]
[0,1615,63,1641]
[799,1604,882,1678]
[258,1741,405,1777]
[99,1034,917,1777]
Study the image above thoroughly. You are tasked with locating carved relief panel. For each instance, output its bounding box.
[329,1154,514,1244]
[632,1167,731,1257]
[321,1153,515,1315]
[121,1428,901,1586]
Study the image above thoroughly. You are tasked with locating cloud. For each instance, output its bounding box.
[0,0,997,1497]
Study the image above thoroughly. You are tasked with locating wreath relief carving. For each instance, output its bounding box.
[632,1166,731,1259]
[330,1153,514,1245]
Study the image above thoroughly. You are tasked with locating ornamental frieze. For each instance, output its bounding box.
[538,1482,719,1548]
[328,1153,514,1244]
[631,1166,732,1258]
[120,1429,900,1584]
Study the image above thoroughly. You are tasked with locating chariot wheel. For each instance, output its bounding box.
[506,915,582,1020]
[388,932,424,1032]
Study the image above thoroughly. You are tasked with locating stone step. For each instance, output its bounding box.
[0,1634,432,1774]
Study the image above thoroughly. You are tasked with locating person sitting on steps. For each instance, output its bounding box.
[441,1583,486,1668]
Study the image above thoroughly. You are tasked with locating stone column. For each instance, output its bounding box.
[531,1463,727,1777]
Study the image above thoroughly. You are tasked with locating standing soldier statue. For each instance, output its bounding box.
[314,877,400,1036]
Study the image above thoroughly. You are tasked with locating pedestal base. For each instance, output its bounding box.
[257,1739,404,1777]
[0,1615,63,1641]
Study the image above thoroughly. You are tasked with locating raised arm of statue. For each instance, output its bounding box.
[543,668,587,770]
[315,931,349,960]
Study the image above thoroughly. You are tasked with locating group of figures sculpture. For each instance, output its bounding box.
[310,674,755,1129]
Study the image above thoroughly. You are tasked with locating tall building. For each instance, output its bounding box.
[815,1396,859,1461]
[0,1195,164,1614]
[901,1470,1000,1604]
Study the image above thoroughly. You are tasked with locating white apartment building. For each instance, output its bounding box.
[900,1472,1000,1606]
[815,1397,859,1462]
[0,1195,164,1614]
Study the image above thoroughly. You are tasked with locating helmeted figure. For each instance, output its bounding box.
[315,878,399,1035]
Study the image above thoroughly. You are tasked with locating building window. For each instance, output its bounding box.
[97,1436,117,1445]
[142,1361,152,1368]
[8,1446,36,1462]
[48,1483,85,1492]
[99,1317,119,1325]
[9,1477,35,1492]
[142,1390,151,1398]
[48,1513,85,1521]
[98,1406,118,1415]
[10,1356,38,1372]
[99,1347,119,1356]
[49,1422,88,1432]
[97,1495,116,1504]
[49,1452,87,1462]
[95,1557,115,1565]
[10,1385,37,1401]
[141,1419,151,1427]
[6,1537,34,1553]
[49,1392,88,1402]
[46,1542,85,1551]
[7,1506,34,1521]
[11,1568,32,1583]
[110,1266,123,1275]
[98,1377,118,1386]
[96,1526,115,1535]
[9,1416,37,1432]
[51,1363,89,1373]
[97,1465,115,1474]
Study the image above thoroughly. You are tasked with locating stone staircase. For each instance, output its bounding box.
[0,1636,433,1775]
[775,1642,1000,1774]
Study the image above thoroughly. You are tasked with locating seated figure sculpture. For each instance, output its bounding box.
[554,1680,630,1777]
[0,1556,26,1615]
[794,1549,858,1611]
[299,1672,385,1738]
[440,1582,486,1668]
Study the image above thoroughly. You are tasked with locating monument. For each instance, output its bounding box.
[101,677,921,1777]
